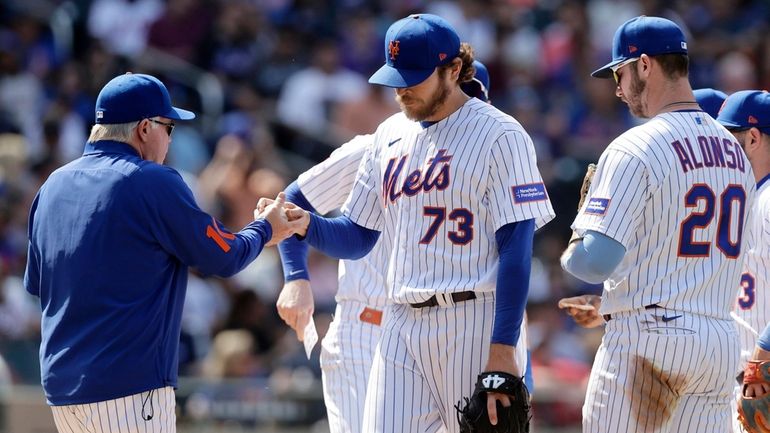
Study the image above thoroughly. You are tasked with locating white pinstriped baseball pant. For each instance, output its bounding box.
[362,293,500,433]
[321,300,384,433]
[583,308,738,433]
[51,386,176,433]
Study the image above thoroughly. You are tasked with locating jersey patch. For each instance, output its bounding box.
[512,183,548,203]
[585,198,611,215]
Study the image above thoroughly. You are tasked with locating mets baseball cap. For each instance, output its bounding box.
[460,60,490,102]
[591,16,688,79]
[95,73,195,124]
[368,14,460,88]
[693,88,728,119]
[716,90,770,135]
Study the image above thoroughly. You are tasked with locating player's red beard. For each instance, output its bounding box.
[625,67,648,118]
[396,71,452,121]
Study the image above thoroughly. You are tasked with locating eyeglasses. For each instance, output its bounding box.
[611,58,639,84]
[148,118,175,136]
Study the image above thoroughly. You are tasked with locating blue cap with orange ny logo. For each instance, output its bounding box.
[717,90,770,135]
[368,14,460,88]
[592,16,688,79]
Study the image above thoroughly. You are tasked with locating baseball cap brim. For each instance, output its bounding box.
[591,59,625,79]
[165,106,196,121]
[717,118,742,129]
[368,64,435,88]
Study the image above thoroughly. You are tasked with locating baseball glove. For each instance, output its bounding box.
[738,360,770,433]
[456,371,531,433]
[569,163,597,244]
[577,163,597,211]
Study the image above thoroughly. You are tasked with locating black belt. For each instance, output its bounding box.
[410,291,477,308]
[603,304,660,322]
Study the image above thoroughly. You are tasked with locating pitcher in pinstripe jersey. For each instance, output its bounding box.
[559,16,756,433]
[267,14,554,432]
[716,90,770,432]
[273,60,535,432]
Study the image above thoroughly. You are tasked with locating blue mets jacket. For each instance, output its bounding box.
[24,140,272,405]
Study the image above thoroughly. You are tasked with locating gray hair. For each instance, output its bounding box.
[87,118,160,143]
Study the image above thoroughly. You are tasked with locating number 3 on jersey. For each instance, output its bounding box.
[678,184,746,258]
[737,273,756,310]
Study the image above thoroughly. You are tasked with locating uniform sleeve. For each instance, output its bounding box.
[486,130,555,230]
[572,148,648,249]
[298,134,372,214]
[23,193,40,297]
[133,165,271,277]
[341,140,384,231]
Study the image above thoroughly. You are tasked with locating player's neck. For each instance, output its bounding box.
[649,79,697,116]
[424,88,470,122]
[756,168,770,184]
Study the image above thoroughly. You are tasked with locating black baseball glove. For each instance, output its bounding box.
[456,371,531,433]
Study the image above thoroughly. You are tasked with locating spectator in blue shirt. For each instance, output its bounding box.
[23,73,302,432]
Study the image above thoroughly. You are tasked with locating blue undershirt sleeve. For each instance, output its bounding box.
[278,181,317,281]
[561,230,626,284]
[758,322,770,352]
[305,213,380,260]
[492,219,535,347]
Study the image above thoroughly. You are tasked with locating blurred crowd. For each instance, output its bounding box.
[0,0,768,427]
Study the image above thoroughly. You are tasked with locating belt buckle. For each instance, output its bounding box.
[359,307,383,326]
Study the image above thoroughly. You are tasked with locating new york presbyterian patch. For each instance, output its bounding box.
[585,198,610,215]
[512,183,548,203]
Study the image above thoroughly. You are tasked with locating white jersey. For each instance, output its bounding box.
[573,111,756,319]
[733,176,770,367]
[298,134,388,307]
[343,98,555,305]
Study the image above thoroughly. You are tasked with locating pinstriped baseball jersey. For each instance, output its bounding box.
[298,134,388,307]
[733,178,770,368]
[573,111,756,319]
[342,98,555,305]
[298,133,533,432]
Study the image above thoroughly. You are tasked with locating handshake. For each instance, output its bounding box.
[255,192,310,246]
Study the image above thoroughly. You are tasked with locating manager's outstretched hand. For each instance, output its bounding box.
[256,192,308,246]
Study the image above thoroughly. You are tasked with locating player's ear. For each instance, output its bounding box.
[639,54,652,77]
[748,127,763,150]
[136,119,151,142]
[450,58,462,81]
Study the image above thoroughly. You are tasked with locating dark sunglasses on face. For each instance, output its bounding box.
[148,118,175,135]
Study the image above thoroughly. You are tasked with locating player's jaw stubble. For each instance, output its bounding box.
[396,79,451,122]
[624,69,648,118]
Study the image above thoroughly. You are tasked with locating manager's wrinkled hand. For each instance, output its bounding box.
[256,192,308,246]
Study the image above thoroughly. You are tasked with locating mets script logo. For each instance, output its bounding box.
[482,374,505,389]
[389,40,400,60]
[383,149,452,205]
